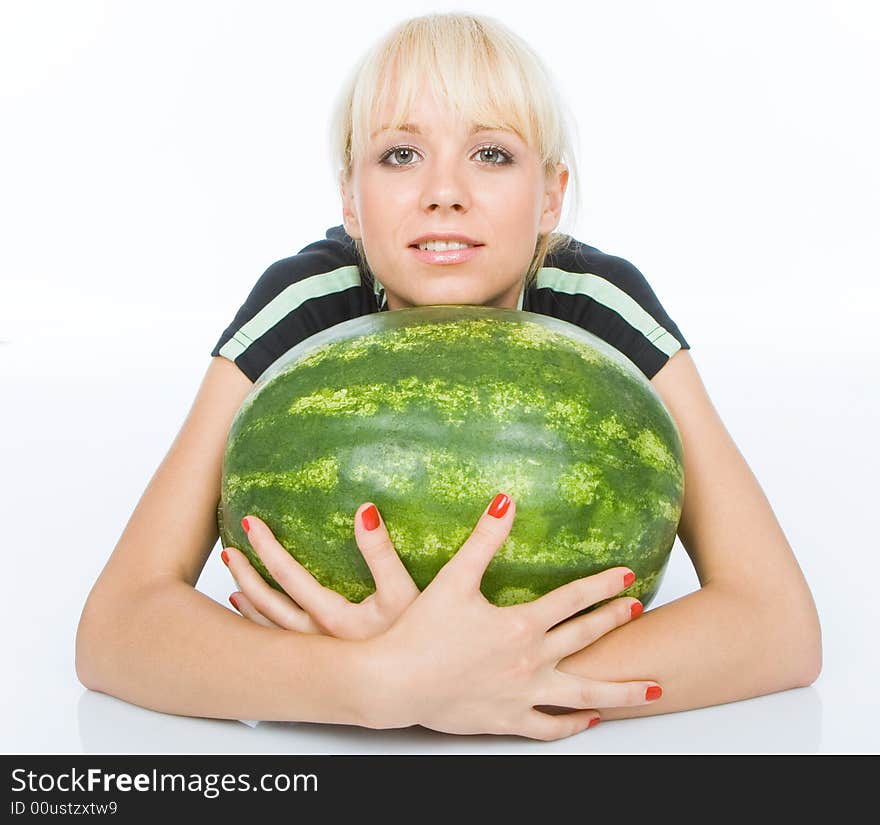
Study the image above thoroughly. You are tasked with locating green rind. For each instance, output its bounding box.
[218,306,684,609]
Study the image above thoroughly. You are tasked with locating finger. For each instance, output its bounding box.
[539,671,663,711]
[224,546,319,632]
[242,515,351,619]
[520,566,636,631]
[518,708,601,741]
[228,592,278,628]
[354,503,420,606]
[544,596,643,661]
[435,493,515,593]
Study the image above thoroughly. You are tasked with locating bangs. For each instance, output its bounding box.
[341,14,568,172]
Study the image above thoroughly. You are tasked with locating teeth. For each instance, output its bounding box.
[417,240,475,251]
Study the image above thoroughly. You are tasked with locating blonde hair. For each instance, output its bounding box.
[328,12,581,293]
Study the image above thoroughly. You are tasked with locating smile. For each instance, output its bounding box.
[408,245,483,265]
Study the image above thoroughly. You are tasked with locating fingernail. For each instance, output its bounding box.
[588,716,601,729]
[221,550,230,567]
[630,601,643,619]
[229,594,238,610]
[362,504,380,531]
[488,493,511,519]
[645,685,662,701]
[241,517,250,533]
[623,571,636,588]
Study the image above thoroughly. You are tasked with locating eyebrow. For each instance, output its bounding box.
[369,122,515,139]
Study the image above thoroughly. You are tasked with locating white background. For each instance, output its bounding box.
[1,0,878,754]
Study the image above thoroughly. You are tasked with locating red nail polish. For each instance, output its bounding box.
[488,493,511,519]
[221,550,230,567]
[241,517,250,533]
[645,685,662,701]
[630,601,643,619]
[623,571,636,588]
[588,716,601,729]
[362,504,380,531]
[229,594,238,610]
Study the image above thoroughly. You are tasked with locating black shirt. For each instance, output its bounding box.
[211,225,690,383]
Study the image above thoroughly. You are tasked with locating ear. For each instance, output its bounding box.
[339,170,363,241]
[538,164,569,235]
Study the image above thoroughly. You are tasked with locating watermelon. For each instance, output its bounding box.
[217,305,684,609]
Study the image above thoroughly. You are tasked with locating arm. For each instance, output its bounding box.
[76,356,657,737]
[556,349,823,718]
[74,356,374,725]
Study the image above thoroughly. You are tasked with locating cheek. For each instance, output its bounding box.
[359,181,413,235]
[486,190,543,247]
[360,168,410,198]
[479,177,543,221]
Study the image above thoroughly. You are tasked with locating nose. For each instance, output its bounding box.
[418,154,471,213]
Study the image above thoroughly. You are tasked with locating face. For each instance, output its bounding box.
[340,83,568,310]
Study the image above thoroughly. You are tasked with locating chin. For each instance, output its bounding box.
[405,294,493,309]
[418,283,509,305]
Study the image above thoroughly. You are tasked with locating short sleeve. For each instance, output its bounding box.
[210,232,373,382]
[533,239,690,380]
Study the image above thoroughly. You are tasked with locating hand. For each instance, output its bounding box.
[362,493,662,741]
[222,504,419,640]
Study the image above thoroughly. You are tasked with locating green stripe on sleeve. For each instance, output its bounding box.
[373,273,387,308]
[536,267,683,357]
[219,265,362,360]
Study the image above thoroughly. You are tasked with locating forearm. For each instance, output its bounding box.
[557,582,822,720]
[75,578,375,726]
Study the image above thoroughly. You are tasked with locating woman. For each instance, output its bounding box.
[75,12,821,740]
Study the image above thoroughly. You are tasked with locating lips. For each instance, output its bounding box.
[409,245,483,265]
[409,233,484,247]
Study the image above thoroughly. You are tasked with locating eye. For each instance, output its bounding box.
[379,146,422,166]
[473,145,514,165]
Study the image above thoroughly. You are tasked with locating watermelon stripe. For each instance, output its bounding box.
[262,379,679,479]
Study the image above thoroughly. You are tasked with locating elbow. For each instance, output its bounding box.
[74,587,116,693]
[75,610,104,692]
[732,579,823,692]
[75,576,173,693]
[782,593,823,689]
[795,622,823,689]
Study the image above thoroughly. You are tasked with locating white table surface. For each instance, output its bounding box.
[3,326,877,755]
